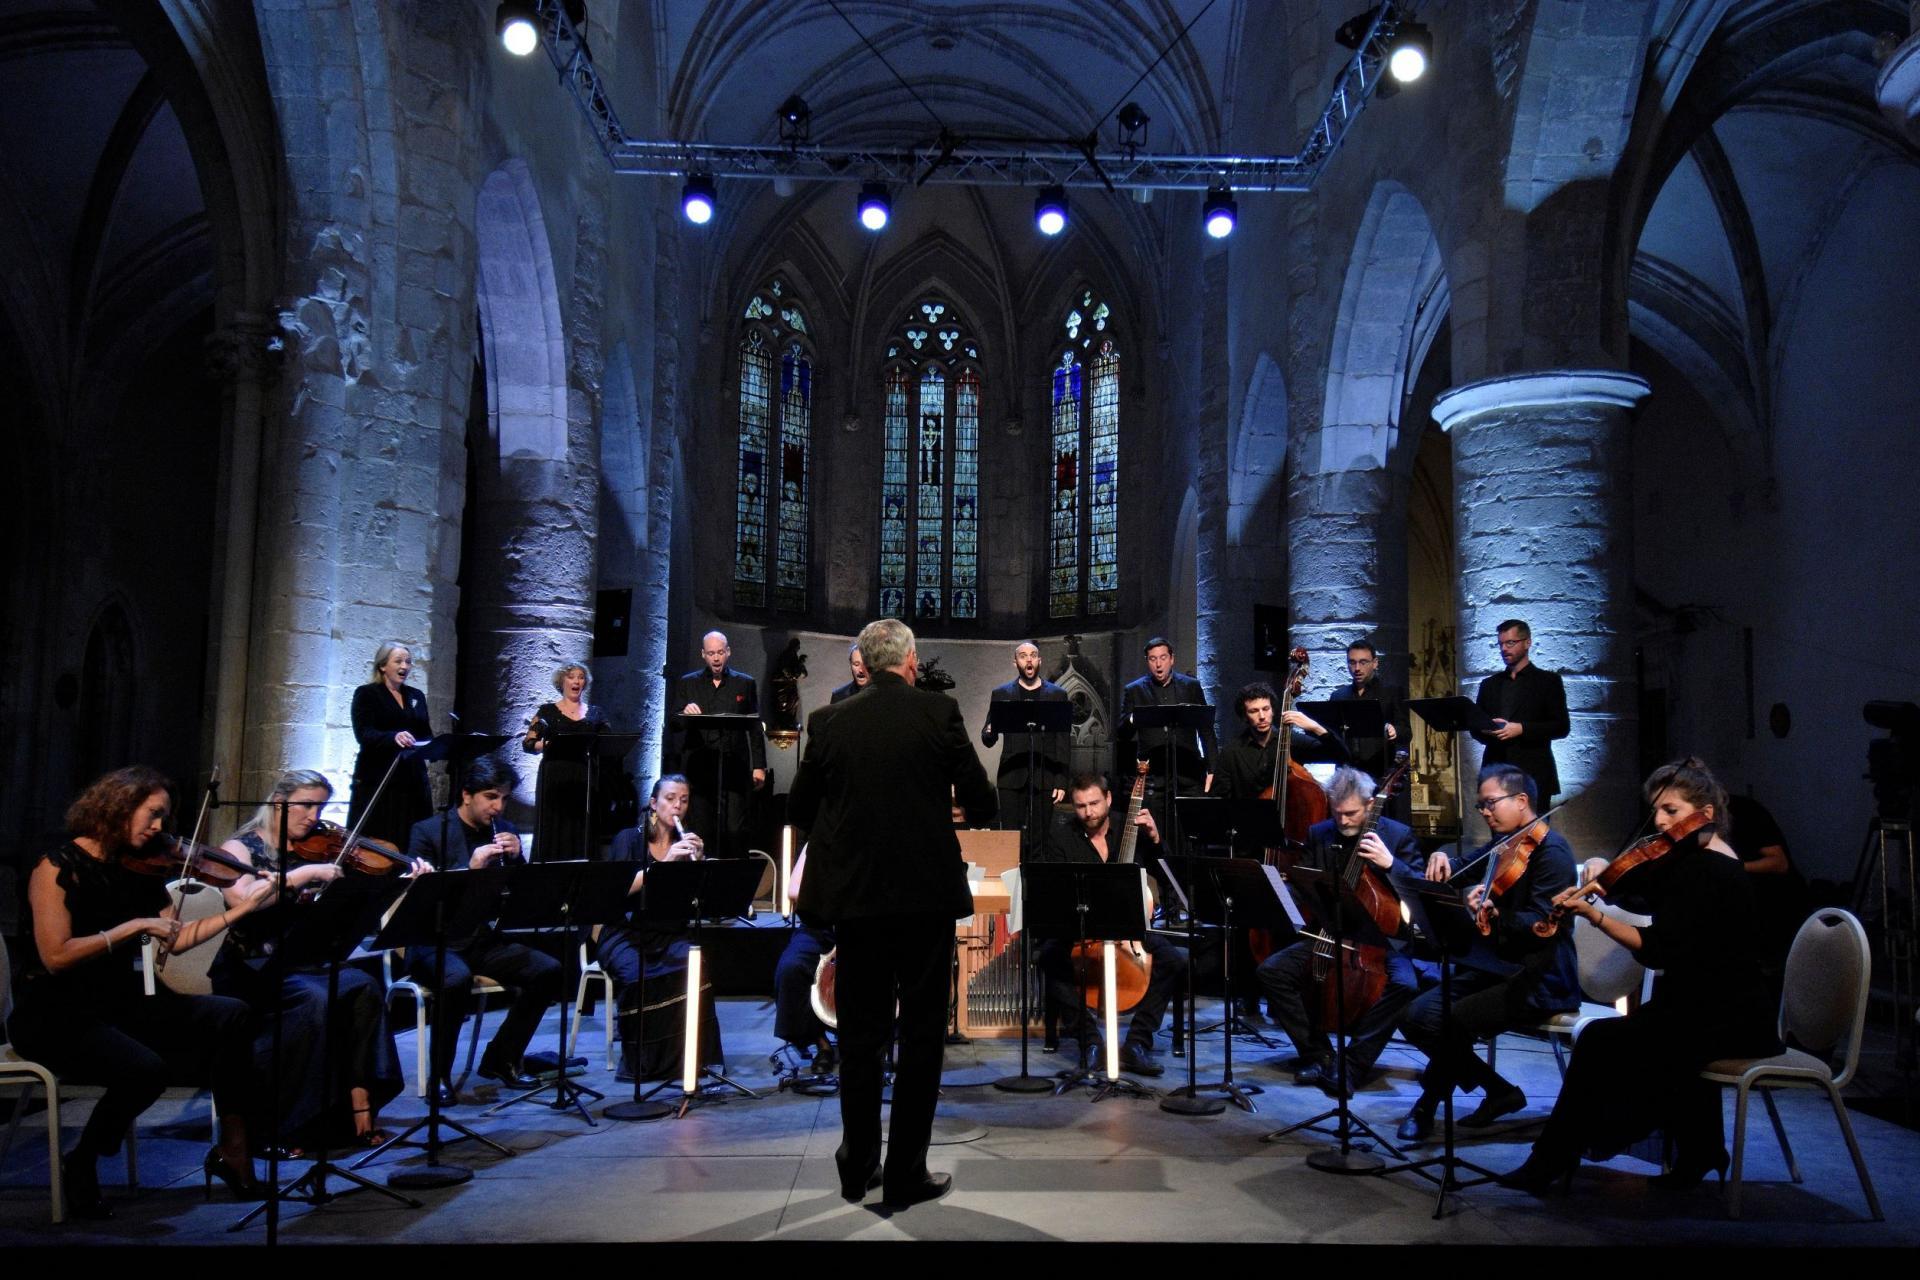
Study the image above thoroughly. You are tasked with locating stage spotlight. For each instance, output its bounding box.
[1034,186,1068,237]
[777,94,811,147]
[857,183,891,232]
[1203,186,1237,239]
[1388,21,1431,83]
[682,174,715,225]
[497,1,538,56]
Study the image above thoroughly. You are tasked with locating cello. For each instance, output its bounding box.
[1296,753,1411,1031]
[1250,647,1329,963]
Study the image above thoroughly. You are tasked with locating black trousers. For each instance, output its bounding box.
[1257,939,1419,1076]
[772,925,834,1046]
[409,933,563,1080]
[687,786,751,860]
[1399,965,1564,1102]
[1035,934,1188,1050]
[8,983,251,1158]
[833,913,951,1197]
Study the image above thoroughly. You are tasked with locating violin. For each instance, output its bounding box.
[287,819,412,876]
[1474,818,1549,936]
[121,833,255,887]
[1533,808,1712,938]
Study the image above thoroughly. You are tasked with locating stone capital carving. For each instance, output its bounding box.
[202,314,285,384]
[1431,369,1651,432]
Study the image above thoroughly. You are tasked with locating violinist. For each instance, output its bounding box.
[1255,767,1423,1097]
[601,774,724,1081]
[8,767,268,1216]
[1499,758,1779,1192]
[214,769,410,1151]
[403,756,562,1105]
[1396,764,1579,1143]
[348,641,434,847]
[1030,773,1190,1077]
[1209,681,1348,802]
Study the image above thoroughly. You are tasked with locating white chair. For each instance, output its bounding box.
[1,937,81,1224]
[1481,905,1655,1077]
[569,928,617,1069]
[1699,907,1883,1220]
[383,950,504,1096]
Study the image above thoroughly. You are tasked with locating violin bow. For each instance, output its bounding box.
[158,766,220,974]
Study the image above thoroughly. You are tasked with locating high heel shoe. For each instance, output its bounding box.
[352,1106,394,1150]
[1650,1149,1729,1190]
[62,1155,112,1220]
[203,1148,264,1202]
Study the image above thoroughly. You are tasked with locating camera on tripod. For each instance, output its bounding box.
[1863,700,1919,820]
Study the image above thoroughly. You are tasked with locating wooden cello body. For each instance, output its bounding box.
[1303,754,1410,1031]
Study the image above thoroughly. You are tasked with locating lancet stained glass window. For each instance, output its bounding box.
[1048,288,1121,618]
[734,278,814,610]
[878,297,984,620]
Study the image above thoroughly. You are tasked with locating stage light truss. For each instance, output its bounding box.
[527,1,1415,194]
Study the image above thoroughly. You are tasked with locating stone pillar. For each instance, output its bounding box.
[1287,432,1410,689]
[1876,4,1920,143]
[1432,370,1650,851]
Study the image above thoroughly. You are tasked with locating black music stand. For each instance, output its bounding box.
[1300,697,1386,767]
[1174,794,1286,1049]
[233,873,419,1229]
[630,857,765,1117]
[1259,863,1405,1174]
[986,698,1073,1095]
[536,730,641,861]
[669,712,763,860]
[1024,862,1155,1102]
[1123,703,1214,883]
[357,867,515,1188]
[483,860,637,1124]
[1164,848,1291,1114]
[1408,697,1498,846]
[1380,876,1501,1217]
[1149,854,1226,1117]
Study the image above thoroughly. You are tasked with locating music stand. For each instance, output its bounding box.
[1299,698,1385,770]
[1407,697,1498,847]
[1172,794,1284,1043]
[357,867,515,1188]
[669,712,763,860]
[1259,863,1405,1174]
[1124,704,1214,882]
[631,858,765,1117]
[1023,862,1155,1102]
[1148,855,1226,1117]
[536,730,642,861]
[233,873,420,1229]
[986,698,1073,1095]
[484,860,638,1124]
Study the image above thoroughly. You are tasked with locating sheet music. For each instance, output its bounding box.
[1264,865,1308,930]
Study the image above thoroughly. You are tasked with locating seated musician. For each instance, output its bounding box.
[772,845,835,1074]
[1029,772,1190,1077]
[602,774,724,1081]
[1208,680,1348,799]
[1395,763,1579,1142]
[1256,766,1424,1098]
[405,756,563,1104]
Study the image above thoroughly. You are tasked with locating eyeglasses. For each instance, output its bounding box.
[1473,793,1523,811]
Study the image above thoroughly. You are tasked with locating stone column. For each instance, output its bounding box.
[1287,430,1410,688]
[1432,370,1649,851]
[1876,3,1920,143]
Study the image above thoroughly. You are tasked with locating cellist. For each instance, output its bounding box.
[1255,766,1425,1098]
[1395,764,1580,1143]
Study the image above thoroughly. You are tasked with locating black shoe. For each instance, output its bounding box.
[882,1171,953,1209]
[811,1043,839,1076]
[476,1055,540,1089]
[1396,1103,1436,1144]
[1496,1155,1573,1194]
[1119,1043,1165,1077]
[1292,1061,1330,1089]
[1649,1149,1729,1190]
[203,1148,264,1202]
[1309,1061,1352,1100]
[835,1143,881,1202]
[1458,1085,1526,1129]
[428,1077,461,1108]
[63,1155,111,1220]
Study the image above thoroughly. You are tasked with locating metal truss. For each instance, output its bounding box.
[530,1,1413,194]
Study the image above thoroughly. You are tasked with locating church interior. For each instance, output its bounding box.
[4,0,1920,1250]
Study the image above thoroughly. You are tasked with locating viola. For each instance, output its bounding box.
[121,833,254,887]
[1533,809,1713,938]
[287,819,412,876]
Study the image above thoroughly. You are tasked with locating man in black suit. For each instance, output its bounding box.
[1471,619,1570,808]
[828,641,869,703]
[666,630,767,856]
[981,639,1070,832]
[1330,639,1410,822]
[788,618,996,1210]
[1115,636,1216,842]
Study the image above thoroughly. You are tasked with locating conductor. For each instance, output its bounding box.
[787,618,996,1210]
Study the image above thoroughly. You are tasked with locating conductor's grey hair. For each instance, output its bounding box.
[858,618,915,673]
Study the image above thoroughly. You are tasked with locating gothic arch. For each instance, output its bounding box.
[476,159,568,461]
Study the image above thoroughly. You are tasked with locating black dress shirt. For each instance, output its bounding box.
[1472,662,1570,799]
[982,679,1071,792]
[1329,677,1408,779]
[1210,727,1349,799]
[666,667,767,787]
[1116,672,1216,788]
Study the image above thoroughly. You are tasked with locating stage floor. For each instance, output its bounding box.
[3,994,1916,1247]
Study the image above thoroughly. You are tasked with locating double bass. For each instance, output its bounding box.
[1296,753,1411,1032]
[1250,647,1330,963]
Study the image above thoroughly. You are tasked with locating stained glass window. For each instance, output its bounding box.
[1048,288,1121,617]
[734,279,815,611]
[878,296,984,621]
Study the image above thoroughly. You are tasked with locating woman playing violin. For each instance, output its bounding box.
[214,769,411,1152]
[1500,758,1780,1192]
[8,767,270,1216]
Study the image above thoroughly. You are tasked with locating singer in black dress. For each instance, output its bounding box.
[522,662,610,861]
[347,642,432,847]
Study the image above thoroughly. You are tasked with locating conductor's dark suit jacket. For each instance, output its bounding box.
[788,670,997,925]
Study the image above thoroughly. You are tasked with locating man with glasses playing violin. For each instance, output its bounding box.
[1394,763,1579,1143]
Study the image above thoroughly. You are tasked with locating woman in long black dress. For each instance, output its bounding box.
[9,767,270,1216]
[602,775,724,1080]
[522,661,609,861]
[1501,757,1781,1191]
[214,769,407,1151]
[348,641,432,847]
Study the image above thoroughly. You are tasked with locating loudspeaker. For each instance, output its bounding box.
[1253,604,1288,672]
[593,588,632,658]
